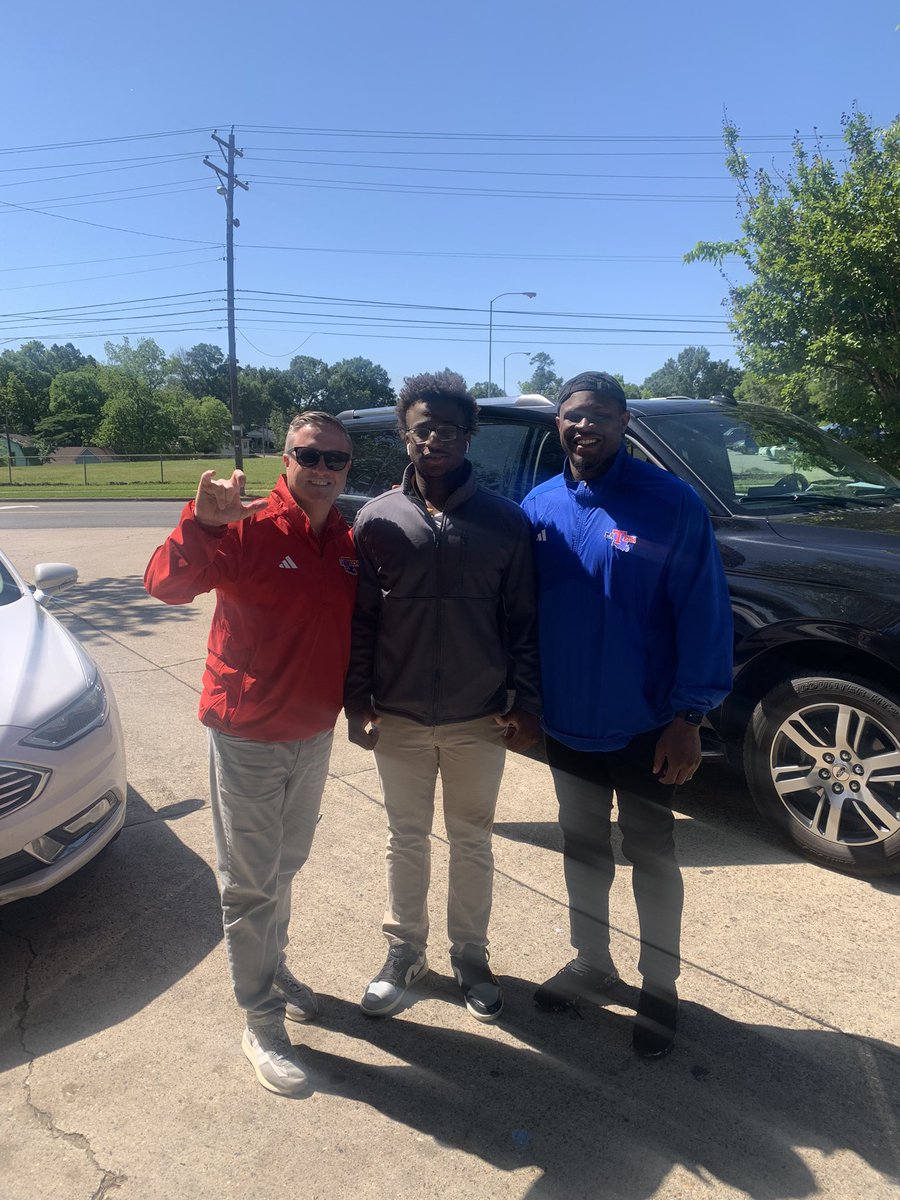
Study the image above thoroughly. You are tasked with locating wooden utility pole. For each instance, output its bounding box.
[204,129,249,470]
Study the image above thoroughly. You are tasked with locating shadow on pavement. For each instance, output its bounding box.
[302,980,900,1200]
[495,759,900,879]
[0,785,220,1071]
[54,575,202,643]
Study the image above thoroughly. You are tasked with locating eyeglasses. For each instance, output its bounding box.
[288,447,351,470]
[406,423,468,444]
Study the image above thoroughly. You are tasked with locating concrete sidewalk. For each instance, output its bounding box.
[1,518,898,1200]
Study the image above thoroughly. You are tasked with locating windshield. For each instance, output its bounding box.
[641,408,900,513]
[0,556,25,608]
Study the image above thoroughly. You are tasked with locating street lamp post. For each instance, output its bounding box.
[503,351,530,397]
[488,292,536,395]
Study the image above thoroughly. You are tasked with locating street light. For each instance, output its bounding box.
[503,351,530,397]
[488,292,536,395]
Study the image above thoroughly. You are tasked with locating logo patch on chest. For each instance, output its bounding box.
[339,557,359,576]
[279,556,298,569]
[604,528,637,553]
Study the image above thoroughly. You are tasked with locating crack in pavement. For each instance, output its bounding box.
[2,922,128,1199]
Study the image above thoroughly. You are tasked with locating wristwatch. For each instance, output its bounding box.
[675,708,705,727]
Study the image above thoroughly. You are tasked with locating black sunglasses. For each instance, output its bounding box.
[288,447,351,470]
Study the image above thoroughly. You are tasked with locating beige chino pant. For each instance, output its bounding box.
[373,713,507,956]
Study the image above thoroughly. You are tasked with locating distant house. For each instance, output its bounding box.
[1,434,36,466]
[48,446,117,465]
[246,428,275,453]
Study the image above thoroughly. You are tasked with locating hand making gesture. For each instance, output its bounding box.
[194,469,269,528]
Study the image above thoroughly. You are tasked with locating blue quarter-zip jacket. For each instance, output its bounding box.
[522,446,732,751]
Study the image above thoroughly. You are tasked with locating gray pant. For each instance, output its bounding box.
[373,713,507,956]
[208,726,333,1025]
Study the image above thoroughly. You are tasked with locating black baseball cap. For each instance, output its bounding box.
[556,371,627,412]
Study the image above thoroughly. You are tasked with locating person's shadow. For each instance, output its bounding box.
[0,786,221,1071]
[293,977,900,1200]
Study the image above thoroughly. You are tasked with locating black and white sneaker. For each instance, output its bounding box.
[533,958,620,1012]
[450,945,504,1023]
[360,944,429,1016]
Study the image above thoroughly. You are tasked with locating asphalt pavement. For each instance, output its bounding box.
[1,503,898,1200]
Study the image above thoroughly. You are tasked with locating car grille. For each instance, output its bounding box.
[0,763,50,816]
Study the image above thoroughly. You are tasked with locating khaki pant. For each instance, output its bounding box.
[208,726,333,1024]
[373,714,507,956]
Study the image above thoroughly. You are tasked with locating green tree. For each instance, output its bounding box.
[471,381,504,399]
[519,352,563,400]
[322,357,394,413]
[164,388,232,454]
[268,407,289,453]
[612,373,643,400]
[166,343,229,402]
[104,337,167,389]
[0,373,36,434]
[642,346,743,398]
[238,366,299,430]
[686,110,900,424]
[96,371,177,454]
[38,367,110,449]
[286,355,330,409]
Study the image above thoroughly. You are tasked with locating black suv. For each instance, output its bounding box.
[338,395,900,878]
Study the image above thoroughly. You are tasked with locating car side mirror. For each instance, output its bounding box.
[33,562,78,604]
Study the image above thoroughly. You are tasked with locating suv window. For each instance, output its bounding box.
[471,420,563,503]
[345,428,407,502]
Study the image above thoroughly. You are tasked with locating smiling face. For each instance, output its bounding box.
[556,391,629,481]
[282,421,352,519]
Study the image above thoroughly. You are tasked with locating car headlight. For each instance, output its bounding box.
[20,671,109,749]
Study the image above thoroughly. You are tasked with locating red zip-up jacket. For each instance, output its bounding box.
[144,476,359,742]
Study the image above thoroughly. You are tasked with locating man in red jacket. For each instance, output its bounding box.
[145,412,358,1096]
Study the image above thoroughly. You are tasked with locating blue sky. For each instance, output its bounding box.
[1,1,897,394]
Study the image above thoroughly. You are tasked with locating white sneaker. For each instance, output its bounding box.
[242,1020,309,1096]
[360,945,429,1016]
[273,964,319,1023]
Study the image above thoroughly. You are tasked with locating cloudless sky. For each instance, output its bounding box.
[2,1,897,394]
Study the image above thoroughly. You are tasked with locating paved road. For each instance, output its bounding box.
[0,500,184,530]
[1,510,898,1200]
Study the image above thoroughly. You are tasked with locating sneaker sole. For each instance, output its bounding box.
[359,959,429,1017]
[241,1030,309,1097]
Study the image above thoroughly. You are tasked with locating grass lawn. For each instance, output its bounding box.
[0,456,285,501]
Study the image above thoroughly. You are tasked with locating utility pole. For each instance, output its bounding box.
[204,128,249,470]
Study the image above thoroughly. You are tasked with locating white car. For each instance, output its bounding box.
[0,550,126,904]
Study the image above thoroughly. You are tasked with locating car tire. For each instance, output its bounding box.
[744,674,900,877]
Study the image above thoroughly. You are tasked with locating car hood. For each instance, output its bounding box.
[769,505,900,561]
[0,594,94,731]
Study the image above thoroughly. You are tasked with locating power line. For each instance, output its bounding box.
[237,123,839,143]
[249,175,736,202]
[246,156,734,182]
[0,257,223,294]
[236,241,717,264]
[0,154,201,185]
[0,197,221,245]
[0,127,225,157]
[240,143,840,159]
[237,289,730,323]
[0,182,211,213]
[0,248,217,273]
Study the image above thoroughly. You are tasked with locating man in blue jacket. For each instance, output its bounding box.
[522,371,732,1057]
